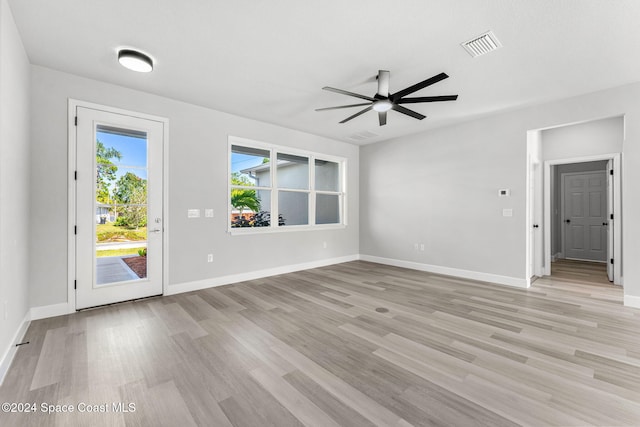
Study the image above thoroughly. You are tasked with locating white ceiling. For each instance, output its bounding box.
[8,0,640,145]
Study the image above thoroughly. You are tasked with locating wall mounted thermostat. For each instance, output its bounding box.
[498,189,511,197]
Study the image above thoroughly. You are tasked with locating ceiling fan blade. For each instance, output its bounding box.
[315,102,371,111]
[391,72,449,101]
[377,70,390,97]
[392,104,426,120]
[397,95,458,104]
[322,86,376,102]
[378,111,387,126]
[339,105,373,123]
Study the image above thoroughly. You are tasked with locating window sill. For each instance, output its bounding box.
[228,223,346,236]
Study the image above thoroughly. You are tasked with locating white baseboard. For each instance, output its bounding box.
[359,255,529,288]
[0,312,31,386]
[624,294,640,309]
[166,254,360,295]
[30,302,73,320]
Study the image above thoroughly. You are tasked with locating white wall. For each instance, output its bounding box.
[361,82,640,303]
[542,116,624,161]
[29,66,359,308]
[360,111,527,284]
[0,0,31,379]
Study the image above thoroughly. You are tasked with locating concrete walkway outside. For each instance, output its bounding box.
[96,256,140,284]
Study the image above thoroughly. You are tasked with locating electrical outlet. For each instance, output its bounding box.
[205,209,214,218]
[207,254,213,263]
[414,243,419,251]
[420,243,425,251]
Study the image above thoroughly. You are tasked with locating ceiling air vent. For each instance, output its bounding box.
[461,31,502,58]
[347,130,378,142]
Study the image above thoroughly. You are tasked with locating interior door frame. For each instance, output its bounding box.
[525,130,543,285]
[67,99,170,311]
[543,153,622,284]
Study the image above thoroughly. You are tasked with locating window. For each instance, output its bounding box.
[229,137,345,232]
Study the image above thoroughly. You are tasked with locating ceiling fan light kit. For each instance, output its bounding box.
[372,100,392,112]
[316,70,458,126]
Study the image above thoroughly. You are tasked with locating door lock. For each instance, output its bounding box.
[533,224,539,228]
[565,219,571,224]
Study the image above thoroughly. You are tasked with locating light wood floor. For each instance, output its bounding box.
[551,258,610,285]
[2,261,639,426]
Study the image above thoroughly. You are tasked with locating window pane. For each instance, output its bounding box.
[230,189,271,227]
[231,145,270,187]
[277,153,308,190]
[315,159,339,191]
[316,194,340,224]
[278,191,308,226]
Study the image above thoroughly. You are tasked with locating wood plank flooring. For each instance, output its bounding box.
[551,258,610,285]
[1,261,639,426]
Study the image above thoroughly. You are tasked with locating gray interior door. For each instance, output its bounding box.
[563,171,607,262]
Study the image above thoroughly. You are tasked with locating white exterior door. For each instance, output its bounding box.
[75,106,164,309]
[563,171,607,262]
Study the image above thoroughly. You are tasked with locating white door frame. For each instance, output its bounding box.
[543,153,622,284]
[525,130,543,286]
[67,99,170,312]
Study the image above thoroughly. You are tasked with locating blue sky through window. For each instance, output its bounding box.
[97,130,148,181]
[231,153,263,173]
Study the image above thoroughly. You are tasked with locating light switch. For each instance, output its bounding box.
[188,209,200,218]
[502,208,513,217]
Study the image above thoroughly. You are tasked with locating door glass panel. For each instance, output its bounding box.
[95,125,148,285]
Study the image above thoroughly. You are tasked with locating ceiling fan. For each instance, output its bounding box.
[316,70,458,126]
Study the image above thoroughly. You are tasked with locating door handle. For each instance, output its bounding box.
[565,219,571,224]
[149,228,161,233]
[603,222,608,226]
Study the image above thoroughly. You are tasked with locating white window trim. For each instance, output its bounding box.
[228,135,347,235]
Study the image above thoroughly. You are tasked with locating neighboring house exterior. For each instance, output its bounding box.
[96,203,115,223]
[240,158,340,226]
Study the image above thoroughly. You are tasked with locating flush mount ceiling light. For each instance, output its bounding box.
[118,49,153,72]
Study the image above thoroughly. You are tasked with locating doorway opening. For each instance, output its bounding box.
[553,161,611,285]
[544,155,621,286]
[526,115,624,288]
